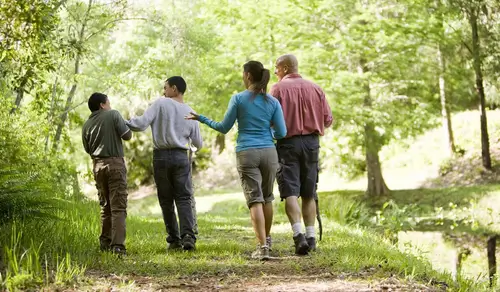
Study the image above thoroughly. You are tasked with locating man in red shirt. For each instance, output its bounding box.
[270,54,333,255]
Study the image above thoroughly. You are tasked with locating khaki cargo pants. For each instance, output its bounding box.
[93,157,128,250]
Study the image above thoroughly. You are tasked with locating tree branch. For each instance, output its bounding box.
[58,100,86,117]
[85,17,156,41]
[446,23,473,55]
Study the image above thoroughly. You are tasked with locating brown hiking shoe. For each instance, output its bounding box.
[293,233,309,255]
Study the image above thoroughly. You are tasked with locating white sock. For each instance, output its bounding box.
[306,226,315,239]
[292,223,303,237]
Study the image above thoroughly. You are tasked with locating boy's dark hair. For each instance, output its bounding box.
[243,60,270,98]
[166,76,187,94]
[88,92,108,112]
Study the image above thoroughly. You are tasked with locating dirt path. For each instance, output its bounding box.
[75,273,442,292]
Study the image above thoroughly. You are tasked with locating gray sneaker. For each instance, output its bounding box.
[266,237,272,251]
[251,244,270,261]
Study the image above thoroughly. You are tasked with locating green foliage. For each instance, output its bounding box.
[321,194,373,225]
[1,0,500,189]
[193,147,212,173]
[0,168,58,225]
[124,131,154,188]
[0,96,79,225]
[1,223,86,291]
[0,0,62,96]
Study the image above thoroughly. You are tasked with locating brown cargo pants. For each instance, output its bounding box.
[93,157,128,250]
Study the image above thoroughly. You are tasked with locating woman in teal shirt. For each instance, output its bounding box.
[187,61,286,260]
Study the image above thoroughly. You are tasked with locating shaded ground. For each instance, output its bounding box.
[73,272,443,292]
[422,148,500,188]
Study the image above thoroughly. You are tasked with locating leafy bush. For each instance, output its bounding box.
[0,99,77,224]
[321,194,373,226]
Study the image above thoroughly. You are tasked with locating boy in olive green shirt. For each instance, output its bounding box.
[82,92,132,255]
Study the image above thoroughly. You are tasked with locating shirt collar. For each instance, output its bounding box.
[89,109,104,118]
[282,73,302,81]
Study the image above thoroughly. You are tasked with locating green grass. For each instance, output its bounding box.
[2,187,495,291]
[320,184,500,288]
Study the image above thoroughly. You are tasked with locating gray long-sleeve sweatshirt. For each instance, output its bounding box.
[126,97,203,150]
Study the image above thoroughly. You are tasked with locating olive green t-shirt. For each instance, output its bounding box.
[82,109,130,158]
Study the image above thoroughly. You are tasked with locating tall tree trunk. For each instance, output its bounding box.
[469,8,491,170]
[10,69,33,114]
[435,0,456,155]
[437,45,456,155]
[487,235,496,287]
[45,62,63,152]
[11,86,25,114]
[53,74,78,151]
[358,62,389,197]
[53,0,93,151]
[365,122,389,196]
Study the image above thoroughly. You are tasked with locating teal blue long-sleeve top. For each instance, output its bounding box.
[198,90,287,152]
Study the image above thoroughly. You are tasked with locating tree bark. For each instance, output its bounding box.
[358,62,390,197]
[469,8,491,169]
[434,0,456,155]
[45,62,63,152]
[53,57,80,151]
[437,45,456,155]
[10,69,33,114]
[11,86,25,114]
[53,0,93,151]
[365,122,390,196]
[487,235,496,287]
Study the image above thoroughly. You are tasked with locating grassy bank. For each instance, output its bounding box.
[2,186,493,291]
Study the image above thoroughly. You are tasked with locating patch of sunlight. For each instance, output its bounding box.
[397,231,489,283]
[137,205,162,216]
[133,217,163,224]
[201,215,249,226]
[459,245,489,282]
[196,192,245,213]
[398,231,456,277]
[316,167,439,192]
[317,172,366,191]
[212,224,251,231]
[247,280,372,292]
[271,223,293,234]
[478,191,500,232]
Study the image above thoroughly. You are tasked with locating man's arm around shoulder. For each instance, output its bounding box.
[111,109,133,141]
[122,130,132,141]
[127,100,158,131]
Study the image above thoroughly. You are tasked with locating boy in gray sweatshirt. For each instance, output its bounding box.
[127,76,202,251]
